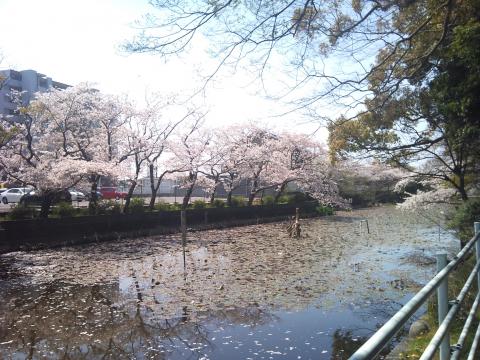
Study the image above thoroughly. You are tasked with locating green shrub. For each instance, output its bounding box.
[448,198,480,244]
[75,208,90,216]
[7,205,37,220]
[286,192,310,203]
[128,197,145,214]
[212,199,225,208]
[262,195,275,206]
[170,202,182,210]
[52,202,76,218]
[97,200,122,215]
[316,205,334,216]
[154,201,172,211]
[192,199,207,209]
[109,202,122,214]
[230,196,246,207]
[276,195,291,204]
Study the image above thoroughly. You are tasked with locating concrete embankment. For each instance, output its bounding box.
[0,202,319,253]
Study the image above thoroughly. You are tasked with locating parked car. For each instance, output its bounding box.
[69,189,85,202]
[99,187,128,200]
[19,189,72,206]
[0,188,7,195]
[1,187,31,204]
[85,191,103,201]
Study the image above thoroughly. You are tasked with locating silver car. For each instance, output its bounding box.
[1,187,31,204]
[69,189,85,202]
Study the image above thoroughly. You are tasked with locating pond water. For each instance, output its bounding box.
[0,207,459,359]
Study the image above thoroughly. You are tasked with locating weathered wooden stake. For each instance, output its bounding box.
[181,210,187,269]
[287,208,301,238]
[360,219,370,234]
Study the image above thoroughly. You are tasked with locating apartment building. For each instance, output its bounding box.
[0,69,70,116]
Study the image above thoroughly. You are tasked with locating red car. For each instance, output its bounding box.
[99,187,127,200]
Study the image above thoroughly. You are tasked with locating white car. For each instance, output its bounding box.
[69,189,85,202]
[1,187,31,204]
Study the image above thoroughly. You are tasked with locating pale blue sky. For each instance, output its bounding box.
[0,0,331,139]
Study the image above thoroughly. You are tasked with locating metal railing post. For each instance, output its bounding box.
[475,222,480,293]
[436,254,450,360]
[350,232,480,360]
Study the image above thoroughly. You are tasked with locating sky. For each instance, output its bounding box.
[0,0,332,141]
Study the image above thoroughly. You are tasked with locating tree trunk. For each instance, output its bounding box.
[149,170,176,210]
[247,179,258,206]
[209,180,220,204]
[249,183,278,206]
[148,164,156,209]
[274,182,288,204]
[149,172,170,210]
[225,181,242,207]
[39,191,54,218]
[88,177,100,215]
[182,184,195,210]
[182,173,197,210]
[248,191,256,206]
[458,174,468,201]
[123,180,137,213]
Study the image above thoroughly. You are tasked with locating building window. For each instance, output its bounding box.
[10,70,22,81]
[52,81,69,90]
[38,77,48,88]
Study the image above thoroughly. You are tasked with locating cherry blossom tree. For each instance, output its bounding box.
[198,129,232,204]
[168,119,213,209]
[0,85,130,216]
[267,132,326,203]
[82,90,133,212]
[228,125,278,206]
[215,124,343,207]
[145,100,204,210]
[220,158,244,207]
[393,158,467,212]
[332,160,406,206]
[211,127,246,206]
[120,109,156,213]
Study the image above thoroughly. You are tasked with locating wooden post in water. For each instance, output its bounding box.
[295,208,301,237]
[287,208,301,238]
[181,210,187,269]
[360,219,370,234]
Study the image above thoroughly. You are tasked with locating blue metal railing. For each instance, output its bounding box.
[350,222,480,360]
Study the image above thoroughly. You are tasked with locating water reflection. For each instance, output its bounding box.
[0,207,459,359]
[0,279,404,359]
[0,280,278,359]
